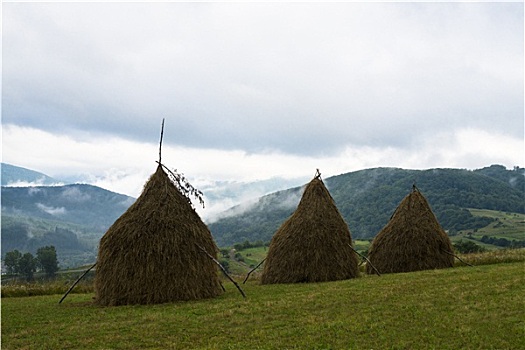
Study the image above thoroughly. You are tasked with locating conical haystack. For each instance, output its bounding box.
[95,165,222,306]
[261,173,359,284]
[366,187,454,274]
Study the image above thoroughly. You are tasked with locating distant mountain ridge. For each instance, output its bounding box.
[208,165,524,246]
[1,163,62,186]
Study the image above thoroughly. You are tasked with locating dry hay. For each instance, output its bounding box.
[366,187,454,275]
[95,165,222,306]
[261,175,359,284]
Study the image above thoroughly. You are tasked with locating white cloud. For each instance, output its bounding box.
[60,187,91,202]
[36,203,66,216]
[28,188,43,196]
[5,179,64,188]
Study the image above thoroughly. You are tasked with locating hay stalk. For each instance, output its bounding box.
[366,188,455,274]
[95,165,222,306]
[261,174,359,284]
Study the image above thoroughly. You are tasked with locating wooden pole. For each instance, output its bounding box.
[243,258,266,284]
[159,118,165,164]
[442,249,474,267]
[196,244,246,298]
[347,244,381,276]
[58,262,97,304]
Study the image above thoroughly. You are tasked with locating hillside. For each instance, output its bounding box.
[1,184,134,229]
[209,165,524,246]
[1,184,134,267]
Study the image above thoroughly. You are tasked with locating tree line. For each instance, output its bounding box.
[480,235,525,248]
[3,246,59,281]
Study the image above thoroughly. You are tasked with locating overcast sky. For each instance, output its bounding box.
[3,1,524,205]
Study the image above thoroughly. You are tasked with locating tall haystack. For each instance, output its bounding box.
[366,186,454,274]
[95,165,222,306]
[261,172,359,284]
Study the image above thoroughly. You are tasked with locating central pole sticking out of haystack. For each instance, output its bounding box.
[159,118,165,164]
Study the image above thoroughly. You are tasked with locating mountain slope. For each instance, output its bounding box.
[1,163,61,186]
[208,165,524,247]
[1,184,134,230]
[1,184,135,267]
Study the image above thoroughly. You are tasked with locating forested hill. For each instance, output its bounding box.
[1,184,134,230]
[208,165,524,247]
[1,184,136,267]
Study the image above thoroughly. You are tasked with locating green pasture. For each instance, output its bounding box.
[2,261,524,349]
[461,209,525,240]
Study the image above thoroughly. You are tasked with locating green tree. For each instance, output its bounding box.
[4,250,22,275]
[453,240,486,254]
[219,248,230,258]
[219,259,230,273]
[36,246,59,277]
[18,252,37,281]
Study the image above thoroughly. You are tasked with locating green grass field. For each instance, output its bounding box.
[449,209,524,251]
[2,260,524,349]
[461,209,525,240]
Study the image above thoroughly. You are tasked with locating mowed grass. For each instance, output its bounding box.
[2,262,524,350]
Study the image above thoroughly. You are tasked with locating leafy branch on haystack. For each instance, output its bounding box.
[158,163,205,209]
[157,118,205,209]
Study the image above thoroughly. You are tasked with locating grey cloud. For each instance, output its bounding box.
[3,2,523,156]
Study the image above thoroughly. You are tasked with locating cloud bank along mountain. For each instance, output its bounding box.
[200,176,308,222]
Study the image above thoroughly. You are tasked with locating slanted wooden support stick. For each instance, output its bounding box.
[243,258,266,284]
[348,244,381,276]
[442,249,474,267]
[196,244,246,298]
[59,262,97,304]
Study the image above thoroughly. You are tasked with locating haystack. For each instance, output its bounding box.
[261,172,359,284]
[95,165,222,306]
[366,186,454,274]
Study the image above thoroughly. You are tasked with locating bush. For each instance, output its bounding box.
[453,240,485,254]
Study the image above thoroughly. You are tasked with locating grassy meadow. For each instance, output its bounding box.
[2,255,524,349]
